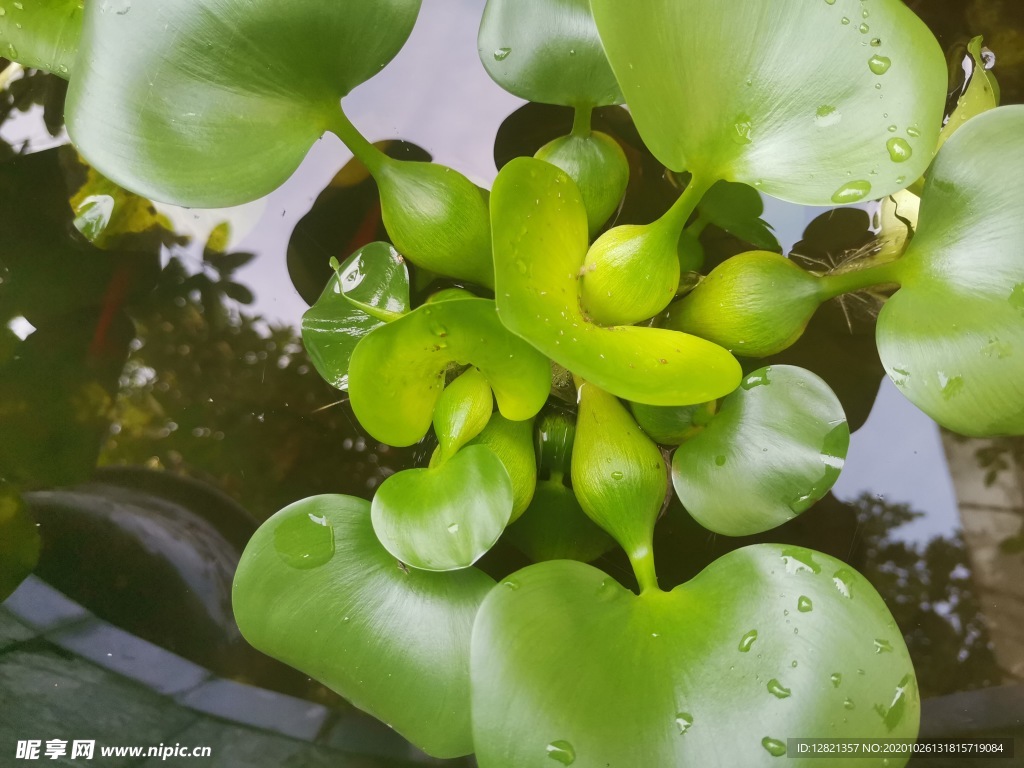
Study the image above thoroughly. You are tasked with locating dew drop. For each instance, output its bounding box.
[6,44,17,58]
[824,0,836,4]
[762,737,787,757]
[738,629,759,652]
[831,673,843,688]
[870,38,882,47]
[869,55,892,75]
[733,114,754,145]
[741,368,771,389]
[447,523,460,534]
[887,124,898,132]
[844,698,856,710]
[781,548,821,575]
[906,125,922,138]
[841,16,850,24]
[831,180,872,204]
[611,471,624,481]
[938,373,964,400]
[797,595,814,613]
[0,7,6,15]
[874,638,894,654]
[886,137,913,162]
[675,712,694,734]
[494,47,511,61]
[815,105,842,127]
[833,569,854,598]
[714,455,727,467]
[859,23,870,33]
[273,511,335,569]
[503,580,520,590]
[767,679,792,699]
[546,741,575,765]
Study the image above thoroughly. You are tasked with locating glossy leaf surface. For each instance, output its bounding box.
[478,0,622,108]
[877,106,1024,436]
[233,494,493,758]
[66,0,422,205]
[0,0,81,77]
[372,446,513,572]
[433,367,494,463]
[473,546,917,768]
[590,0,946,204]
[491,157,741,406]
[301,243,409,391]
[504,481,615,564]
[630,401,715,446]
[348,298,551,446]
[672,366,849,536]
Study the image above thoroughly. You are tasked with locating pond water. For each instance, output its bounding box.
[1,0,1022,765]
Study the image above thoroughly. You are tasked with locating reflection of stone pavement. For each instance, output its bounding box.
[0,577,457,767]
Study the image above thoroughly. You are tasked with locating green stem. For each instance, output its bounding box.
[571,105,593,138]
[817,259,905,300]
[330,107,388,175]
[656,175,714,236]
[631,540,660,594]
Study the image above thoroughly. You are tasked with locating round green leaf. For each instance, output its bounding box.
[672,366,850,536]
[504,481,616,564]
[65,0,422,206]
[301,243,410,391]
[472,546,918,767]
[0,0,81,77]
[232,494,493,758]
[348,298,551,446]
[468,414,538,523]
[372,445,513,572]
[491,156,741,406]
[877,106,1024,437]
[590,0,946,205]
[478,0,623,108]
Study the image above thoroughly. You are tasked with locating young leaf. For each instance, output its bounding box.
[478,0,623,108]
[433,367,494,463]
[698,180,780,252]
[504,481,616,564]
[233,494,493,758]
[472,547,918,767]
[672,366,850,536]
[0,0,81,77]
[65,0,422,205]
[348,297,551,446]
[877,106,1024,437]
[936,36,1000,151]
[371,445,513,572]
[629,401,716,446]
[301,243,409,391]
[590,0,947,205]
[491,157,741,406]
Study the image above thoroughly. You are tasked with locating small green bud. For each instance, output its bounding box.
[432,368,494,464]
[629,401,716,445]
[665,251,824,357]
[468,414,537,522]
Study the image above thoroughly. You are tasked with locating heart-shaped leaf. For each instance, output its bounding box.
[478,0,622,108]
[348,297,551,446]
[65,0,422,205]
[468,414,538,523]
[590,0,947,205]
[672,366,850,536]
[371,445,513,571]
[233,494,493,758]
[0,0,81,76]
[472,546,918,767]
[491,157,741,406]
[301,243,409,391]
[877,106,1024,436]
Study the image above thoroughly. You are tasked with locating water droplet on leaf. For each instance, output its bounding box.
[831,180,872,204]
[494,47,511,61]
[886,137,913,162]
[675,712,693,734]
[868,55,892,75]
[762,737,787,757]
[798,595,813,612]
[767,679,792,699]
[738,629,758,652]
[546,741,575,765]
[273,511,335,569]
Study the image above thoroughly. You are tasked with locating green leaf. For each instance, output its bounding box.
[664,251,826,357]
[472,546,918,768]
[672,366,849,536]
[433,367,494,463]
[535,131,629,237]
[629,401,716,446]
[504,481,616,564]
[0,485,40,603]
[371,446,513,572]
[233,494,493,758]
[877,106,1024,436]
[348,297,551,446]
[467,414,538,523]
[572,383,666,589]
[301,243,410,391]
[491,157,741,406]
[0,0,81,77]
[936,36,999,151]
[65,0,422,205]
[477,0,622,108]
[699,180,780,252]
[590,0,947,205]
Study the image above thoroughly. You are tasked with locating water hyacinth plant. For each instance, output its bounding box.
[3,0,1022,764]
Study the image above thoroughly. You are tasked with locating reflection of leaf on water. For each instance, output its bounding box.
[0,67,68,161]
